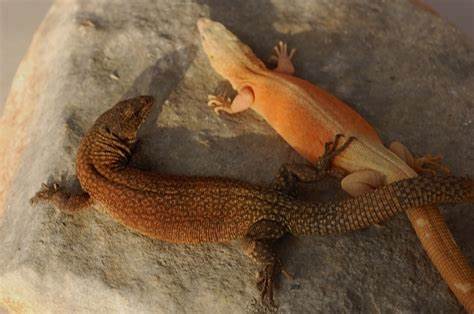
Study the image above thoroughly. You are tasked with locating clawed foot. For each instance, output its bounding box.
[389,141,450,176]
[269,41,296,75]
[256,261,281,308]
[31,180,91,213]
[30,182,62,205]
[413,154,450,175]
[207,93,232,115]
[256,261,294,308]
[315,134,356,172]
[272,134,355,191]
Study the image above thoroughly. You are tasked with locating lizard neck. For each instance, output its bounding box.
[90,129,131,167]
[225,66,270,92]
[75,128,134,195]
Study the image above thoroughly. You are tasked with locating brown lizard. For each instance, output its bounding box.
[31,96,474,306]
[198,18,474,310]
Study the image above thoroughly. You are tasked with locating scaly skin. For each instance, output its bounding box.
[31,96,474,307]
[198,18,474,310]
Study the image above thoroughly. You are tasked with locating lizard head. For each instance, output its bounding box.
[95,95,154,145]
[197,18,234,57]
[197,18,266,87]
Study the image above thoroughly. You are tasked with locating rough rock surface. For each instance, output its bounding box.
[1,0,473,313]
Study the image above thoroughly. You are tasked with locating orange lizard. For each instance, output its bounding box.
[198,18,474,311]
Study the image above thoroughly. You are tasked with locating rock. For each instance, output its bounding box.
[1,0,473,313]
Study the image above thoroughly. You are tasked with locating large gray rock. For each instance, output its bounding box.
[0,0,473,313]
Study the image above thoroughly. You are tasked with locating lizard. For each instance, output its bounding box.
[197,18,474,310]
[30,95,474,307]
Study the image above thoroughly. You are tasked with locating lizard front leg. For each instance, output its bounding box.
[207,87,254,115]
[269,41,296,75]
[30,182,93,213]
[242,219,289,308]
[206,41,295,115]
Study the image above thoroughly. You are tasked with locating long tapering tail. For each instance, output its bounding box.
[289,175,473,236]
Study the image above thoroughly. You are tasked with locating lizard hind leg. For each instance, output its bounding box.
[341,170,386,197]
[340,140,452,197]
[389,141,451,175]
[242,219,288,308]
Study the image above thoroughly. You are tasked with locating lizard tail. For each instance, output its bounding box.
[289,175,473,236]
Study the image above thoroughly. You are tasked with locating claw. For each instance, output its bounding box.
[255,261,284,308]
[337,136,356,152]
[331,134,354,153]
[207,93,232,115]
[214,107,225,115]
[271,41,297,61]
[30,182,63,205]
[273,46,281,58]
[323,134,346,155]
[316,134,356,172]
[288,48,296,59]
[414,154,451,175]
[258,264,276,307]
[323,141,333,154]
[281,268,294,281]
[333,133,344,146]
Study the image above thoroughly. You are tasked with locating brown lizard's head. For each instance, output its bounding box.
[94,95,154,146]
[197,18,266,86]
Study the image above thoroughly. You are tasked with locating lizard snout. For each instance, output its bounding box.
[197,18,211,33]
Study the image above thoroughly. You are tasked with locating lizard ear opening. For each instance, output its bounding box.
[100,125,120,141]
[100,126,115,137]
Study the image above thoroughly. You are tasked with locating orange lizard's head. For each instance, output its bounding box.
[94,95,154,146]
[197,18,266,88]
